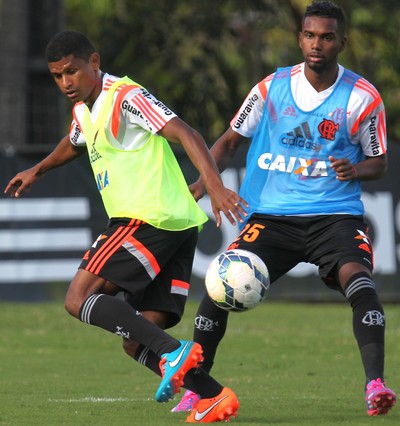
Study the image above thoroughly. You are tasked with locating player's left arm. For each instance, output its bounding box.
[330,82,387,182]
[329,153,387,181]
[159,116,248,227]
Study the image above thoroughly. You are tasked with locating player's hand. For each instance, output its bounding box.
[4,168,40,198]
[208,187,248,228]
[329,156,357,181]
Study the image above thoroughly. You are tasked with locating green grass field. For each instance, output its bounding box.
[0,300,399,425]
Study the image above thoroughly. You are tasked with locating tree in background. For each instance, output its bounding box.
[65,0,400,143]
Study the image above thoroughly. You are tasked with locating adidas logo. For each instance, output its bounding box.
[280,122,318,151]
[283,105,297,117]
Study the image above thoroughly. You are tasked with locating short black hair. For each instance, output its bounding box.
[45,30,96,63]
[302,1,346,36]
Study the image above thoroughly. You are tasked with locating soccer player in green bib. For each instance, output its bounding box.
[5,30,246,423]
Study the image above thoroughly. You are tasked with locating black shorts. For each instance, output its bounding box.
[227,214,373,291]
[79,218,198,328]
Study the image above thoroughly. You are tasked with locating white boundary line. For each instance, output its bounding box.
[48,397,152,403]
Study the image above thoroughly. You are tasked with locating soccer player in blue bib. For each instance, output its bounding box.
[172,0,397,417]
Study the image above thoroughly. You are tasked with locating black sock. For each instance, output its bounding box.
[134,344,161,376]
[344,272,385,382]
[79,294,180,357]
[133,343,223,398]
[360,343,385,384]
[193,294,229,373]
[184,368,223,398]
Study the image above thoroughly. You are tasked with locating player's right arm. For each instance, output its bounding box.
[4,134,85,198]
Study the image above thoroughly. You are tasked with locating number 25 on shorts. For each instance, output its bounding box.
[234,223,265,243]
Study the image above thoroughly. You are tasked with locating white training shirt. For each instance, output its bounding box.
[69,73,177,150]
[231,63,386,157]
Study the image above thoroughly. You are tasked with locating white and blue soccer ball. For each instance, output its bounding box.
[205,249,270,312]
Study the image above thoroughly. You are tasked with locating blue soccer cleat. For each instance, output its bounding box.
[155,340,203,403]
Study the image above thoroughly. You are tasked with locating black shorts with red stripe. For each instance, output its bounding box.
[79,217,198,328]
[228,214,373,291]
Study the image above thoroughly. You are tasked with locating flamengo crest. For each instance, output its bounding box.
[318,118,339,141]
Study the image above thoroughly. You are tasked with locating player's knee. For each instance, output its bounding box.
[64,289,84,318]
[64,297,80,318]
[338,262,371,291]
[122,339,140,357]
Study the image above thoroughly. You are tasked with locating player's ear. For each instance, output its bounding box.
[90,52,100,70]
[339,36,347,53]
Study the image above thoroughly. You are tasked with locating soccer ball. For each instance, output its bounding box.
[205,249,270,312]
